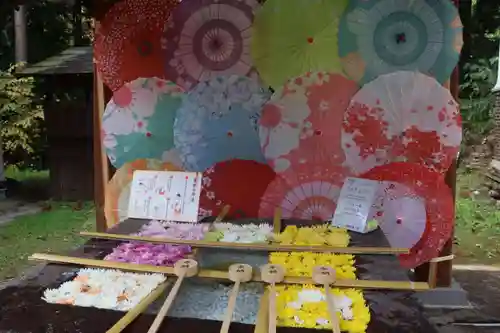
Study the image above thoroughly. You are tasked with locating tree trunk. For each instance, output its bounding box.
[458,0,472,79]
[0,134,6,200]
[14,5,28,64]
[493,93,500,163]
[492,41,500,163]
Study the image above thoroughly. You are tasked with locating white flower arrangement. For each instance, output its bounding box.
[42,268,166,311]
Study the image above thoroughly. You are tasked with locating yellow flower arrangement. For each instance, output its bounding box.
[274,284,371,333]
[274,225,350,247]
[269,252,356,280]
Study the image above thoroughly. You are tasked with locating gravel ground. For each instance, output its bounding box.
[164,279,264,324]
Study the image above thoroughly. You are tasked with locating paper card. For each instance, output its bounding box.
[331,177,379,233]
[127,170,202,222]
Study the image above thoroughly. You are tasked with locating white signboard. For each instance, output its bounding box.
[127,170,202,222]
[331,177,379,233]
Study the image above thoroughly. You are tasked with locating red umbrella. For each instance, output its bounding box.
[94,0,179,91]
[259,158,350,221]
[361,162,454,268]
[341,71,462,175]
[259,72,359,173]
[199,159,276,219]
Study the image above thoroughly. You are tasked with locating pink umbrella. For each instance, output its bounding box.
[164,0,261,90]
[369,182,427,251]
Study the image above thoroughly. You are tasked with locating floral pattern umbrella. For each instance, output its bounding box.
[200,159,276,219]
[338,0,463,85]
[251,0,348,88]
[94,0,179,91]
[362,162,454,268]
[174,75,270,172]
[259,161,348,221]
[259,72,358,173]
[105,159,181,228]
[103,77,185,168]
[341,71,462,175]
[164,0,261,90]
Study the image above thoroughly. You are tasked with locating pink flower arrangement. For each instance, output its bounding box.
[104,220,208,266]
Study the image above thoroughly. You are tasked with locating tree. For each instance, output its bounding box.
[0,65,44,169]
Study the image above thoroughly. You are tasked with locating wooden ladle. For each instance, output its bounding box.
[220,263,253,333]
[261,264,285,333]
[146,259,199,333]
[312,266,341,333]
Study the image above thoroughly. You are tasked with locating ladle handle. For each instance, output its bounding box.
[220,280,241,333]
[147,274,185,333]
[268,283,277,333]
[324,284,341,333]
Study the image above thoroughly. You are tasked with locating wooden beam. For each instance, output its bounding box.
[92,62,108,232]
[81,231,410,255]
[30,253,431,291]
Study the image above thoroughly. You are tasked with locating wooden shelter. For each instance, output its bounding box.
[17,47,95,200]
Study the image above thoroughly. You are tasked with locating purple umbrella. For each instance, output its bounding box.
[164,0,260,90]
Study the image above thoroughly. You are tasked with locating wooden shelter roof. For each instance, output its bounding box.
[17,46,92,76]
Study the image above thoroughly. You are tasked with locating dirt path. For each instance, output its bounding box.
[0,200,41,226]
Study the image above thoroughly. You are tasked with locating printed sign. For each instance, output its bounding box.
[127,170,202,222]
[331,177,379,233]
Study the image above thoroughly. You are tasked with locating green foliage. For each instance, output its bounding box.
[0,64,44,167]
[460,56,498,140]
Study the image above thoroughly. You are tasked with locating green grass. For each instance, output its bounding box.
[0,202,95,281]
[454,170,500,263]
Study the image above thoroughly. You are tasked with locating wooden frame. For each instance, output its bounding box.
[91,1,461,286]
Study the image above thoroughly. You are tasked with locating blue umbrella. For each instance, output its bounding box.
[338,0,463,85]
[174,75,270,171]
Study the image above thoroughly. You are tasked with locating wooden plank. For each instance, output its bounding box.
[92,63,108,232]
[29,253,430,291]
[80,231,410,255]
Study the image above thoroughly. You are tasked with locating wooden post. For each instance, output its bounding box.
[93,62,109,231]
